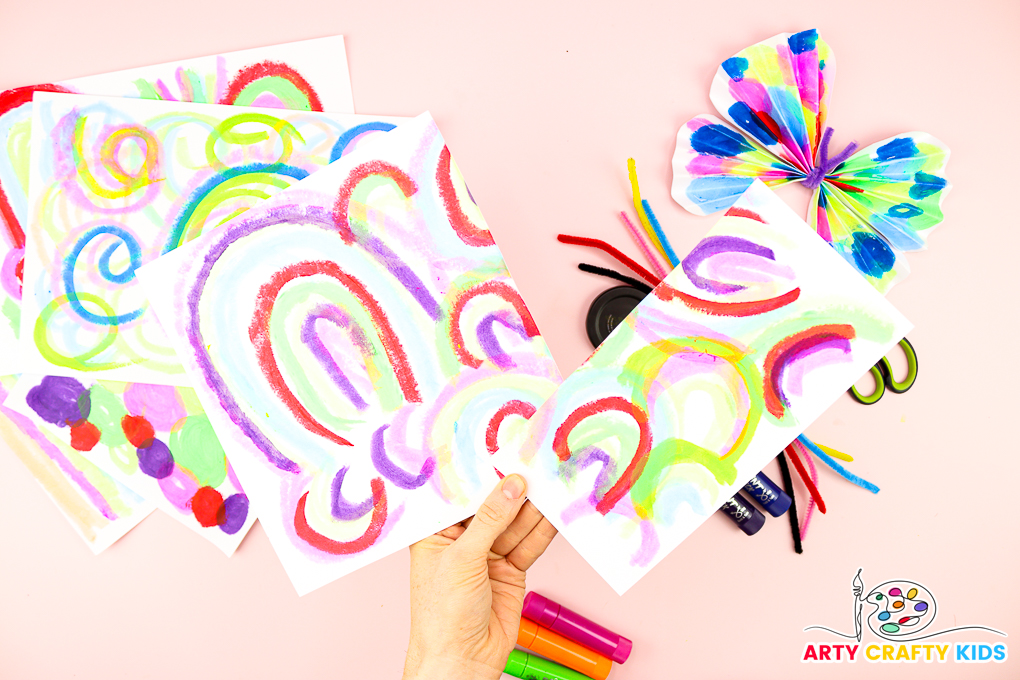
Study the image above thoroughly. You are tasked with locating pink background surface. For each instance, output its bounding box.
[1,1,1017,678]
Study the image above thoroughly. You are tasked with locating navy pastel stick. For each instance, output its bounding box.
[720,493,766,536]
[743,471,793,517]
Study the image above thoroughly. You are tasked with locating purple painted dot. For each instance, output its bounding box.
[914,602,928,612]
[218,494,249,535]
[137,438,174,479]
[889,587,902,597]
[25,375,88,425]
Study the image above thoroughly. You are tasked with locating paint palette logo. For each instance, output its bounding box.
[865,580,936,639]
[805,569,1005,642]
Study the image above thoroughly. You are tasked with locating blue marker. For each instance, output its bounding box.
[743,471,792,517]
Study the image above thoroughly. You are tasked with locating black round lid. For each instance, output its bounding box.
[585,286,648,349]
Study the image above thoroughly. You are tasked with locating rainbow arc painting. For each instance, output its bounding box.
[139,113,561,594]
[493,181,912,594]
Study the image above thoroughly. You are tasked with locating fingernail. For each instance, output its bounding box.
[502,474,525,500]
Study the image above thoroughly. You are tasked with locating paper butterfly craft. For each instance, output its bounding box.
[670,29,950,293]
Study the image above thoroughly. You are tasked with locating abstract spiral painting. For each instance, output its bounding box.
[0,36,354,375]
[493,181,912,594]
[139,113,561,594]
[21,93,405,383]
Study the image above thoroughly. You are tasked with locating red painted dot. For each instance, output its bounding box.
[190,486,224,528]
[121,415,155,448]
[899,617,912,624]
[69,420,101,451]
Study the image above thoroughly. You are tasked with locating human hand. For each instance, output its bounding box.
[402,474,558,680]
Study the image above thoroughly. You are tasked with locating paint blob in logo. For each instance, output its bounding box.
[806,569,1006,642]
[865,580,936,638]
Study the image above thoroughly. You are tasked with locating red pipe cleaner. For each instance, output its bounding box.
[784,443,827,514]
[557,234,662,286]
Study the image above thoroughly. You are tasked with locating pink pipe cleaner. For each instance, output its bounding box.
[794,438,820,538]
[619,211,669,280]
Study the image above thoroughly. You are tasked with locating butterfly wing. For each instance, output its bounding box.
[672,28,948,294]
[671,115,801,215]
[810,184,910,294]
[826,133,951,252]
[709,29,835,174]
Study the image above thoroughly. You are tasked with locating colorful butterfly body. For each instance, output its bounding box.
[671,30,950,293]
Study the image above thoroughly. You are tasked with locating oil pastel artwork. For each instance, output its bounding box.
[0,35,354,375]
[21,93,406,383]
[5,374,254,555]
[669,30,950,294]
[138,113,562,594]
[492,181,913,594]
[0,374,155,553]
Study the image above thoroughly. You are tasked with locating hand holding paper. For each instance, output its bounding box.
[138,113,561,594]
[493,181,912,594]
[403,474,557,680]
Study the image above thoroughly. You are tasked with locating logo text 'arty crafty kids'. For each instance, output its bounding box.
[800,569,1007,664]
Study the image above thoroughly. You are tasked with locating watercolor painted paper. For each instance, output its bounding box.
[492,181,912,594]
[5,374,254,555]
[138,112,562,595]
[669,29,950,294]
[0,374,154,553]
[21,93,407,383]
[0,35,355,375]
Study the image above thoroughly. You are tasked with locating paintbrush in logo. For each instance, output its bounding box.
[807,569,1005,642]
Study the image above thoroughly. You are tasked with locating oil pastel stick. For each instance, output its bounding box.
[743,471,792,517]
[504,648,592,680]
[517,617,613,680]
[720,493,766,536]
[522,592,632,663]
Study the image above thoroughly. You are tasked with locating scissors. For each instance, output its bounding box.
[848,338,917,405]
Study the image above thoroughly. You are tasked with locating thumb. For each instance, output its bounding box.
[455,474,528,558]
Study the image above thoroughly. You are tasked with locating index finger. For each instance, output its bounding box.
[505,516,558,571]
[491,500,544,557]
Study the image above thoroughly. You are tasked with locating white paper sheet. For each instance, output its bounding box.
[5,374,256,555]
[493,181,913,594]
[0,374,154,553]
[21,93,406,383]
[138,113,562,594]
[0,36,355,375]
